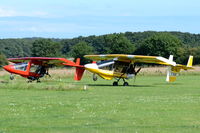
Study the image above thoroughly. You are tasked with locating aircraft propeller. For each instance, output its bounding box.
[135,67,142,75]
[45,68,51,77]
[132,64,141,75]
[132,64,142,82]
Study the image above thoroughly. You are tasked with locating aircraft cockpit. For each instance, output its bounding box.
[96,60,133,73]
[113,61,130,73]
[14,63,28,71]
[97,60,114,70]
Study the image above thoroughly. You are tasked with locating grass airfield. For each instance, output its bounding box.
[0,68,200,133]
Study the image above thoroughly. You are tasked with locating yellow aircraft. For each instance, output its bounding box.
[83,54,193,86]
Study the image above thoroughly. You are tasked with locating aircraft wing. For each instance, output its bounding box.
[8,57,76,66]
[84,54,177,66]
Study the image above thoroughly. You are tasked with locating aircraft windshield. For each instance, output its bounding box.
[97,60,114,70]
[14,63,28,71]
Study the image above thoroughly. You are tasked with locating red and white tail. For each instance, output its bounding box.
[166,55,177,82]
[74,58,85,81]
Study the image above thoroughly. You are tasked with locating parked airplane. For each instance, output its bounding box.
[3,57,84,82]
[82,54,193,86]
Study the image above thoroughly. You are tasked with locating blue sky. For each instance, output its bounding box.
[0,0,199,38]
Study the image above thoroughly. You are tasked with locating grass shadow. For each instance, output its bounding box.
[0,80,9,84]
[87,84,154,87]
[153,83,183,86]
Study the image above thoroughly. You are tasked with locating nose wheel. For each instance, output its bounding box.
[10,74,15,80]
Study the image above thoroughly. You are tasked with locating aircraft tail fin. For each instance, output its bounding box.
[166,55,193,82]
[186,55,193,68]
[74,58,85,81]
[166,55,178,82]
[74,67,85,80]
[75,58,81,66]
[169,55,173,61]
[166,66,178,82]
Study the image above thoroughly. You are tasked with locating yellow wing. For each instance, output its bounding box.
[84,54,193,83]
[84,54,176,66]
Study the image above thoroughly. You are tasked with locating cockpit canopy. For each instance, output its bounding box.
[97,60,114,68]
[96,60,133,73]
[14,63,28,71]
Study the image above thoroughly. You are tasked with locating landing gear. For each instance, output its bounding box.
[27,80,32,83]
[10,74,14,80]
[27,76,41,83]
[27,78,41,83]
[113,81,118,86]
[123,82,129,86]
[93,74,98,81]
[112,78,129,86]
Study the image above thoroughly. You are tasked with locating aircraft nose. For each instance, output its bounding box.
[3,65,13,72]
[84,63,98,73]
[84,63,98,69]
[3,65,9,71]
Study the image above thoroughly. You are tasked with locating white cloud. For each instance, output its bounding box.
[0,7,49,17]
[33,11,48,16]
[0,8,17,17]
[19,10,49,17]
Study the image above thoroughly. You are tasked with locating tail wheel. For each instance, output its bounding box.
[113,81,118,86]
[123,82,129,86]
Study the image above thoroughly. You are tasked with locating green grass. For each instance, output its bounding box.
[0,72,200,133]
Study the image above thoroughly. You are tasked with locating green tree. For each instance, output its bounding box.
[185,47,200,65]
[60,40,72,57]
[31,39,61,57]
[175,47,187,64]
[0,52,8,66]
[104,34,135,54]
[70,41,94,65]
[135,33,183,58]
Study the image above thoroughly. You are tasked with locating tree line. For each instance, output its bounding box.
[1,31,200,65]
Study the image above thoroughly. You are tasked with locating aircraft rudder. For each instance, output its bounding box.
[74,67,85,81]
[186,55,193,67]
[169,55,173,61]
[75,58,81,66]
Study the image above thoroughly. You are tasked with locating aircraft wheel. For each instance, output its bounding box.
[10,74,14,80]
[113,81,118,86]
[123,82,129,86]
[27,80,32,83]
[93,74,98,81]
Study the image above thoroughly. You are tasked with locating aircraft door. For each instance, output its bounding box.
[113,61,130,73]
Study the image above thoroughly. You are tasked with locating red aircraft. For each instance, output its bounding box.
[3,57,85,82]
